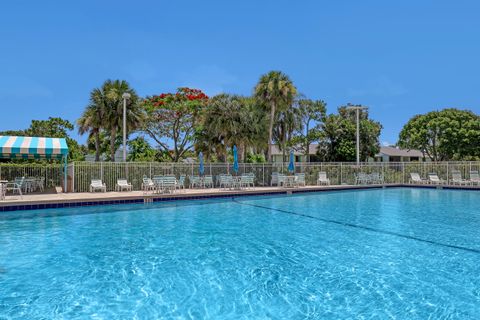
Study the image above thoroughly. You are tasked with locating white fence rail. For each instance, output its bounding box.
[1,161,479,193]
[0,163,63,188]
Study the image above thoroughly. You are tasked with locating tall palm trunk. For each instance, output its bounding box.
[267,102,276,162]
[94,130,101,162]
[110,127,117,162]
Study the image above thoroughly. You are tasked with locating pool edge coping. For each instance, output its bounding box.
[0,183,478,212]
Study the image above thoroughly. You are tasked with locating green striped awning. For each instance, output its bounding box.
[0,136,69,159]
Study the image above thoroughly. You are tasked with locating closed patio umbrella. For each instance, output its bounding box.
[233,145,239,174]
[288,150,295,173]
[199,152,204,176]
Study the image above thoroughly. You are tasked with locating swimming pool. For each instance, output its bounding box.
[0,188,479,319]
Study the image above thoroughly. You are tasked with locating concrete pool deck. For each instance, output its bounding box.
[0,183,478,211]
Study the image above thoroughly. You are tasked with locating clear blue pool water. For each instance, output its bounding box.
[1,188,479,319]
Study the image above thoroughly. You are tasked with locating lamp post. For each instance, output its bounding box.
[121,92,131,162]
[345,105,368,165]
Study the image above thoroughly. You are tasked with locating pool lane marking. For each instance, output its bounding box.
[232,199,480,255]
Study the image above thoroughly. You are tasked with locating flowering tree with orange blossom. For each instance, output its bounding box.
[142,87,208,161]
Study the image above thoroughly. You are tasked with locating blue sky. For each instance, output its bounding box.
[1,0,479,146]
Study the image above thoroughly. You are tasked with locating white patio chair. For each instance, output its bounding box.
[6,179,23,199]
[142,177,156,193]
[219,174,233,189]
[294,173,306,187]
[317,171,330,185]
[240,174,255,189]
[116,179,133,192]
[203,175,214,188]
[0,183,6,200]
[161,176,177,193]
[176,175,186,191]
[90,179,106,192]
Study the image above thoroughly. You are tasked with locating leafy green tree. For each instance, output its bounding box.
[254,71,297,161]
[398,108,480,161]
[127,136,157,162]
[143,88,208,162]
[318,105,381,161]
[0,130,26,136]
[197,94,267,162]
[291,98,326,161]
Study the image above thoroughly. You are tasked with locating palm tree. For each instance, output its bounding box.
[102,80,143,161]
[77,105,101,161]
[274,105,302,162]
[77,89,106,161]
[78,80,143,162]
[254,71,297,161]
[199,94,266,162]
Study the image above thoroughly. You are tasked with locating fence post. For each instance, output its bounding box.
[402,162,405,184]
[101,162,104,181]
[262,163,265,186]
[72,162,75,193]
[446,162,449,184]
[340,163,343,185]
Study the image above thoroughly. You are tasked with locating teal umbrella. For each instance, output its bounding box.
[199,152,204,176]
[288,150,295,173]
[233,145,239,174]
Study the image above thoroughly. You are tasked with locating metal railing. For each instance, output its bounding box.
[0,163,63,188]
[1,161,479,193]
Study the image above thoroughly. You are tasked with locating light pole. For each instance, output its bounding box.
[346,105,368,165]
[121,92,131,162]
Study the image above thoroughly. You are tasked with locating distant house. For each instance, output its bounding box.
[85,148,129,162]
[271,144,320,163]
[371,146,427,162]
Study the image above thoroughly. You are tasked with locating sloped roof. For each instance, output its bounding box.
[376,146,424,157]
[271,144,319,155]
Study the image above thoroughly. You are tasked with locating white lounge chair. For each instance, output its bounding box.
[90,179,106,192]
[468,171,480,186]
[317,171,330,185]
[116,179,133,191]
[428,173,445,185]
[409,172,427,184]
[450,170,468,185]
